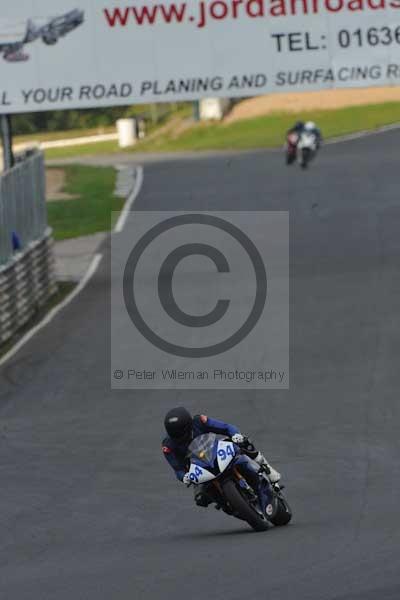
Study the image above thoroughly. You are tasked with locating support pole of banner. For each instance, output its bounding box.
[192,101,200,122]
[1,114,14,171]
[150,103,159,125]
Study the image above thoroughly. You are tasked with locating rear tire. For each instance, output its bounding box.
[270,496,292,526]
[222,480,269,532]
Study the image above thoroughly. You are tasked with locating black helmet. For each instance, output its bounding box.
[294,120,305,131]
[164,407,193,441]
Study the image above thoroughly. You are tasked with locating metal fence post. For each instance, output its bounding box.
[1,114,14,171]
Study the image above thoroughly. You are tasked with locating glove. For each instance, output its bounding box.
[231,433,246,445]
[183,473,192,486]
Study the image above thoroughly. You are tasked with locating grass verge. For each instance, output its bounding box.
[44,101,400,159]
[45,140,119,160]
[0,282,75,359]
[129,101,400,153]
[47,165,124,240]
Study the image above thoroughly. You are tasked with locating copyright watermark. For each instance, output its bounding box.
[111,212,288,389]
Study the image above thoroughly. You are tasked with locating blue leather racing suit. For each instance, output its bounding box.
[162,414,240,481]
[162,414,271,512]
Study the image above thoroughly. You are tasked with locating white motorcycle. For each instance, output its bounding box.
[297,130,318,169]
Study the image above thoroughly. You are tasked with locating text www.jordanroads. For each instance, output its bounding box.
[103,0,400,30]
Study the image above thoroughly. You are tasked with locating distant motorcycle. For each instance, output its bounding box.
[297,130,318,169]
[285,131,299,165]
[285,130,318,169]
[187,433,292,532]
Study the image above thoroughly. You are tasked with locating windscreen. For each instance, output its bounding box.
[188,433,224,464]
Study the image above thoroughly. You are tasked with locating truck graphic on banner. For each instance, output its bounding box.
[0,9,84,62]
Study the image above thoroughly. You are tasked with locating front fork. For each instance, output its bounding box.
[232,455,274,514]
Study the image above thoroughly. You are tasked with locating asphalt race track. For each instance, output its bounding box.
[1,130,400,600]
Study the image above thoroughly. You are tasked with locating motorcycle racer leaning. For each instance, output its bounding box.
[287,120,323,148]
[162,407,281,509]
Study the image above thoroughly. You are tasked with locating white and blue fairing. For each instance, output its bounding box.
[187,434,236,484]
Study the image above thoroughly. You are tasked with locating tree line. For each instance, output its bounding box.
[11,104,183,135]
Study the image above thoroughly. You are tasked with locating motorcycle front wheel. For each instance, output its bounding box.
[269,495,292,526]
[221,479,269,532]
[300,148,312,169]
[286,152,296,165]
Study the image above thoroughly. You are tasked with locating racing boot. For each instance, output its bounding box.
[254,453,281,483]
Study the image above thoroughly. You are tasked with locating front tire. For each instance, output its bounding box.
[286,152,296,165]
[222,480,269,532]
[269,496,292,526]
[300,148,311,169]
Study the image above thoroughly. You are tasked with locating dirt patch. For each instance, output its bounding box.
[46,169,78,202]
[145,115,193,141]
[225,86,400,123]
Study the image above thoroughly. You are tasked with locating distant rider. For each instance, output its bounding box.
[287,120,305,140]
[287,120,322,147]
[304,120,322,148]
[162,407,281,508]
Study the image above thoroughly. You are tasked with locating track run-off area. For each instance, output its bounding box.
[1,130,400,600]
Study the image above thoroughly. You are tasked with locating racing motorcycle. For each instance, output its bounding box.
[285,131,299,165]
[285,130,318,169]
[187,433,292,532]
[297,130,318,169]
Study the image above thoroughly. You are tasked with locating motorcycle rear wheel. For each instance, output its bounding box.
[222,480,269,532]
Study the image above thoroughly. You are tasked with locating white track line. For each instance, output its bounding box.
[263,122,400,153]
[0,253,103,369]
[325,122,400,146]
[114,165,144,233]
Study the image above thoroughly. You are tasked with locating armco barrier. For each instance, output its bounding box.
[0,228,57,346]
[0,150,57,347]
[0,149,47,265]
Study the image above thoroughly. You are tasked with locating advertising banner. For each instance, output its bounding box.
[2,0,400,112]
